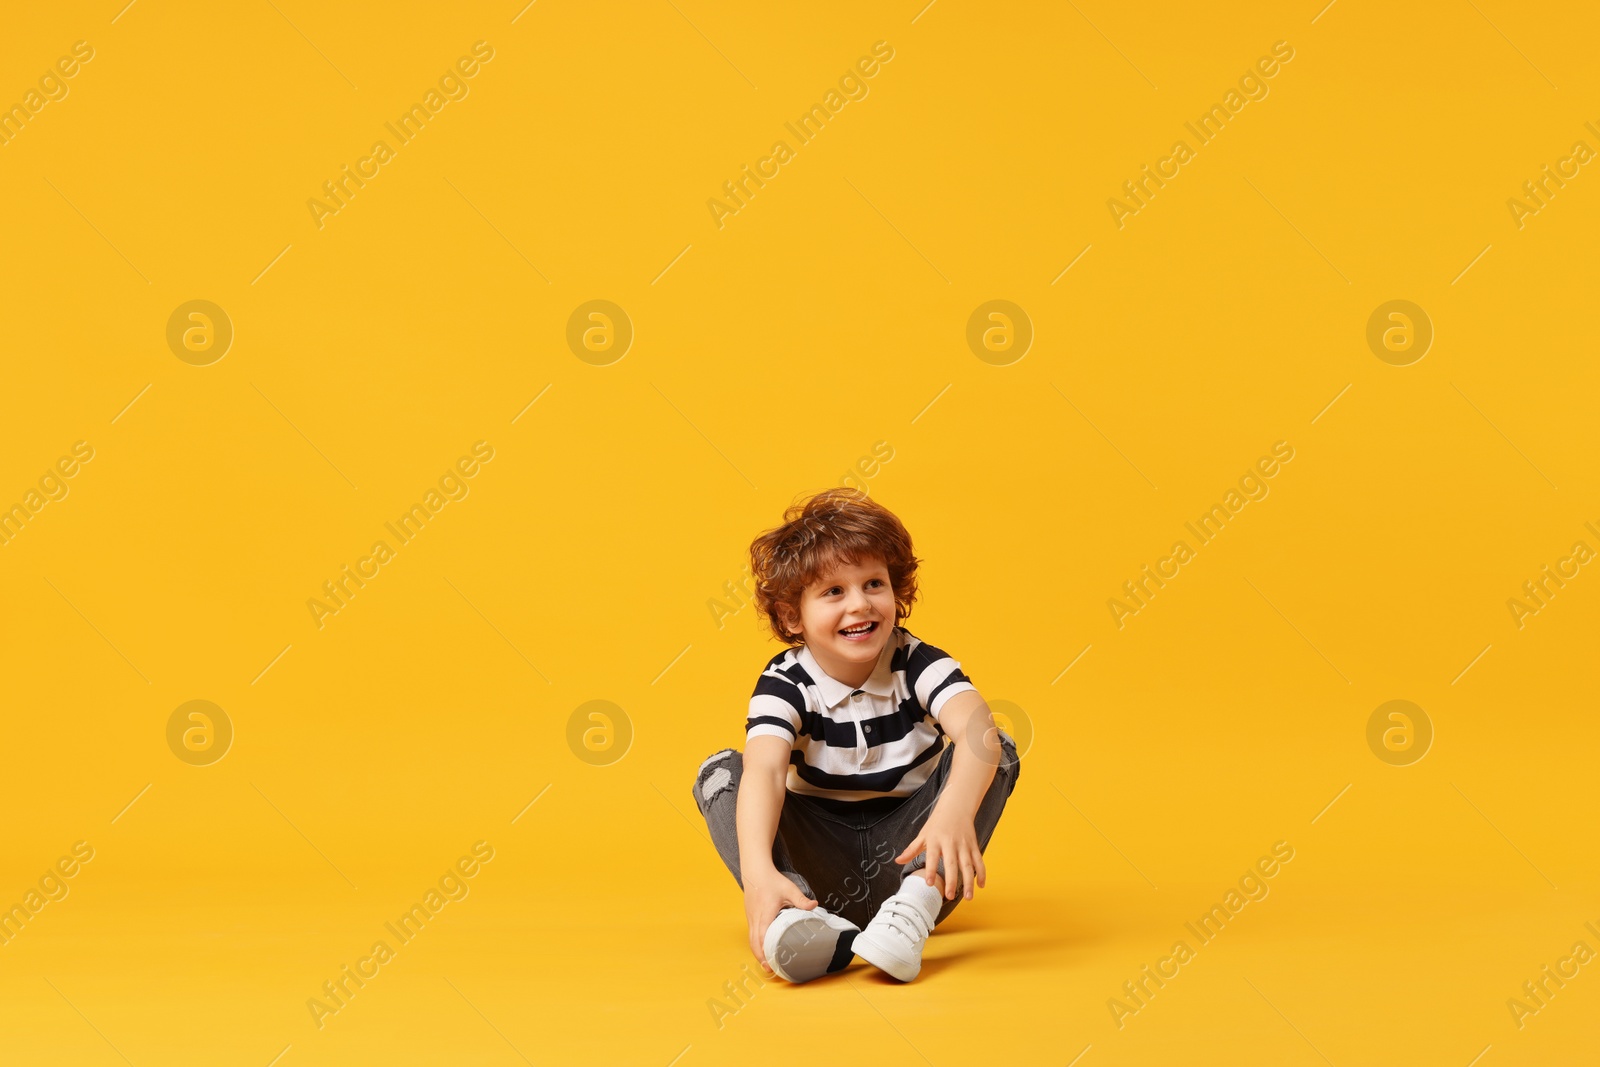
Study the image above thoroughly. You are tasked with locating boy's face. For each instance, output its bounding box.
[781,554,896,680]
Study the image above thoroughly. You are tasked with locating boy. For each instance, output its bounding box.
[691,488,1020,983]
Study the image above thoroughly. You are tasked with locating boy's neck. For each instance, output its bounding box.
[807,642,878,690]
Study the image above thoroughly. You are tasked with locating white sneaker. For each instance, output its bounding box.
[852,876,941,981]
[762,906,859,983]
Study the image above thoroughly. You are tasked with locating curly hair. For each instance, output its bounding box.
[748,488,920,645]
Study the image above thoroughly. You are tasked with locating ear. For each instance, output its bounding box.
[777,603,801,636]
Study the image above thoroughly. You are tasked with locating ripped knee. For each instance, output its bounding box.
[693,748,739,806]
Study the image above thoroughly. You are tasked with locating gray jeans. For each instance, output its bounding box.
[691,733,1020,931]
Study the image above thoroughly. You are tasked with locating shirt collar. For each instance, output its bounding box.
[796,628,898,710]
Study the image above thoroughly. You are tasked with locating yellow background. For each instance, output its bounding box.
[1,0,1597,1063]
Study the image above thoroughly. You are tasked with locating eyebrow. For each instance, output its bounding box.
[812,573,887,590]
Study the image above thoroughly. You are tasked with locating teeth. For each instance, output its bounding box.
[842,623,874,635]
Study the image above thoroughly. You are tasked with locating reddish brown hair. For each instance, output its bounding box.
[749,488,920,645]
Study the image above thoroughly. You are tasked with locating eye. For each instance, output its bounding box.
[825,586,843,596]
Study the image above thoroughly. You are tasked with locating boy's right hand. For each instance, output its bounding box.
[743,866,816,975]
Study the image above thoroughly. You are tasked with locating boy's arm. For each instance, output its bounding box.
[736,735,790,880]
[931,689,1001,822]
[738,735,816,973]
[894,688,1000,899]
[899,633,994,822]
[741,668,803,879]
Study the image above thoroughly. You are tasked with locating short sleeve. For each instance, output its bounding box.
[746,671,802,744]
[904,636,976,719]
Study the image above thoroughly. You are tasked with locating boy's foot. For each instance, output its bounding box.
[851,874,942,982]
[762,906,860,983]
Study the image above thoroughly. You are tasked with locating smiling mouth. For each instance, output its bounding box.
[839,621,878,640]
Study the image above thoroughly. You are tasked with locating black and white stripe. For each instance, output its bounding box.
[745,626,976,801]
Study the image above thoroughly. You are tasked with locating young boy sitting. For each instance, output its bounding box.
[691,488,1021,982]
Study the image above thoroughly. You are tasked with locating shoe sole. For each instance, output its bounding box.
[765,912,858,983]
[851,928,920,982]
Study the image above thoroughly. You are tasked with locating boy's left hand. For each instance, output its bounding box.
[896,804,986,901]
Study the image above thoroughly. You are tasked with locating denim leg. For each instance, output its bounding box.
[694,749,917,929]
[692,748,819,899]
[808,820,891,931]
[866,732,1021,927]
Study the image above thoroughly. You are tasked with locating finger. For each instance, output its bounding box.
[788,879,816,908]
[961,851,977,900]
[975,851,988,889]
[925,844,945,895]
[896,836,923,864]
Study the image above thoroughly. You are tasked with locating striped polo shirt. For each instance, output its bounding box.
[745,626,977,802]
